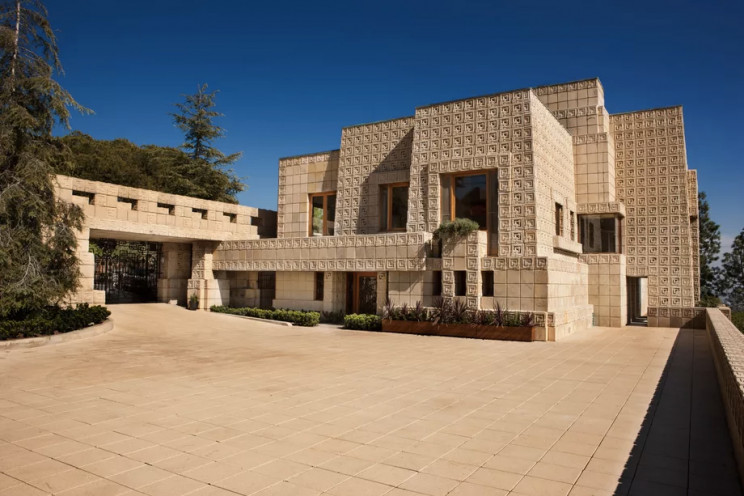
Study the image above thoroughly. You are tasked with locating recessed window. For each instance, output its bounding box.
[481,271,494,297]
[309,192,336,236]
[157,202,175,215]
[432,271,442,297]
[579,215,620,253]
[441,171,499,255]
[555,203,564,236]
[72,190,95,205]
[223,212,237,224]
[117,197,138,210]
[570,210,575,240]
[454,271,467,297]
[380,183,409,231]
[314,272,324,301]
[192,208,208,220]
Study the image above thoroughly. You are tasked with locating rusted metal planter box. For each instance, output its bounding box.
[381,319,535,342]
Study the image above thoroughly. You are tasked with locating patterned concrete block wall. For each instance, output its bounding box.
[337,117,414,235]
[688,170,701,302]
[705,308,744,488]
[277,151,340,238]
[388,272,426,307]
[611,107,698,312]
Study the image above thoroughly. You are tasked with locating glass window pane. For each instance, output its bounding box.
[311,196,324,236]
[454,174,487,228]
[391,186,408,230]
[440,176,451,222]
[579,215,617,253]
[487,170,499,256]
[379,187,388,231]
[326,195,336,235]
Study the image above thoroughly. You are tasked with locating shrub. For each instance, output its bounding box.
[432,218,479,242]
[344,314,382,331]
[698,295,722,308]
[210,306,320,327]
[0,304,111,341]
[320,310,345,324]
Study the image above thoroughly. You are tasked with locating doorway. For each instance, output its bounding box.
[347,272,378,314]
[258,271,276,309]
[92,239,160,303]
[627,276,648,326]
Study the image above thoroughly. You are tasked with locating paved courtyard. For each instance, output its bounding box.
[0,304,739,496]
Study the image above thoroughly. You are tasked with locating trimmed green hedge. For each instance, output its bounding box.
[0,304,111,341]
[210,305,320,327]
[344,314,382,331]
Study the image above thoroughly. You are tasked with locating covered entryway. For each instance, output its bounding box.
[93,239,161,303]
[258,271,276,309]
[627,276,648,326]
[346,272,377,314]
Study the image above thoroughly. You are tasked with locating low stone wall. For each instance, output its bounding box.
[706,308,744,488]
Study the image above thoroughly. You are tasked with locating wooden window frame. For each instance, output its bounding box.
[442,170,499,256]
[445,171,489,231]
[352,272,377,314]
[380,182,409,232]
[308,191,336,237]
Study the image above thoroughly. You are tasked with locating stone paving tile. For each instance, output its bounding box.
[0,304,739,496]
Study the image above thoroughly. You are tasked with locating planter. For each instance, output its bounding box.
[381,319,535,342]
[188,300,199,311]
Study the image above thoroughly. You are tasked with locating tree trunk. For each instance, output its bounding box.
[10,0,21,89]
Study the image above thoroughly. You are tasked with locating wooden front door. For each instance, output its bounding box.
[352,272,377,315]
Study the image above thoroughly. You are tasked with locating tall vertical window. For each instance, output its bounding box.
[314,272,324,301]
[454,271,467,297]
[309,192,336,236]
[441,171,499,255]
[432,271,442,297]
[481,271,494,297]
[380,183,409,231]
[555,203,564,236]
[569,211,576,240]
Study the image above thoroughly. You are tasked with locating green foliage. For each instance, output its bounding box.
[0,303,110,341]
[0,0,90,318]
[721,228,744,312]
[211,305,320,327]
[698,294,722,308]
[170,83,243,202]
[320,310,345,324]
[343,313,382,331]
[382,298,428,321]
[432,218,480,242]
[407,298,533,327]
[698,192,723,300]
[732,312,744,333]
[53,131,242,203]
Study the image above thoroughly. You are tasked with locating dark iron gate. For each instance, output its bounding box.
[93,240,161,304]
[258,271,276,309]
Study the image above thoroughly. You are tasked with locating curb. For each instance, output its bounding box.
[0,319,114,351]
[214,313,294,327]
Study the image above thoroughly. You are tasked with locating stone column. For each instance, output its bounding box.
[187,241,224,310]
[67,227,106,306]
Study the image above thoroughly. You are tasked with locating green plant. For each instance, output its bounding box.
[188,293,199,310]
[343,314,382,331]
[432,218,479,242]
[698,294,722,308]
[210,305,320,327]
[732,312,744,333]
[0,304,111,341]
[320,310,345,324]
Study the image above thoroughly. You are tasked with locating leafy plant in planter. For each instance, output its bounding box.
[188,293,199,310]
[432,218,480,243]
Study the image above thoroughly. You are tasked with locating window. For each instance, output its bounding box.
[118,197,138,210]
[555,203,564,236]
[223,212,237,223]
[441,170,499,255]
[481,271,494,297]
[192,208,208,219]
[579,215,620,253]
[72,190,95,205]
[309,192,336,236]
[157,202,175,215]
[380,183,409,231]
[569,210,575,240]
[432,271,442,297]
[314,272,324,301]
[454,271,467,297]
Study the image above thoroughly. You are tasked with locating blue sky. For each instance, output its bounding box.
[47,0,743,250]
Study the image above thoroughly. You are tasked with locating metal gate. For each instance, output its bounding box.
[258,271,276,309]
[93,240,161,303]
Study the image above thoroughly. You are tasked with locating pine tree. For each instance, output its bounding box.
[0,0,90,318]
[171,83,244,203]
[697,192,722,301]
[721,229,744,312]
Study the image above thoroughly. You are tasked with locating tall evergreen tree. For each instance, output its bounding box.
[697,191,722,301]
[0,0,90,317]
[721,229,744,312]
[171,83,244,203]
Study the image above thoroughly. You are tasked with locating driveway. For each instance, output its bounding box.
[0,304,739,496]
